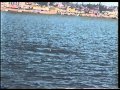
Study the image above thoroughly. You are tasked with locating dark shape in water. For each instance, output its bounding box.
[5,42,80,56]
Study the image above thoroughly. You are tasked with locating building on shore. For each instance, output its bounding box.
[101,6,118,18]
[0,2,118,19]
[1,2,10,8]
[6,2,34,9]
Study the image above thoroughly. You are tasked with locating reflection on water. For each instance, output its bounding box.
[1,12,118,89]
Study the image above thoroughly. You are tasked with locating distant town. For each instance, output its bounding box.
[1,2,118,19]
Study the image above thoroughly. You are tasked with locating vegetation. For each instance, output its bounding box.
[36,2,54,6]
[35,2,117,12]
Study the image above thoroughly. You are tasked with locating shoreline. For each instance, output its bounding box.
[1,8,118,19]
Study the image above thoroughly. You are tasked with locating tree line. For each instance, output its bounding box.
[36,2,117,12]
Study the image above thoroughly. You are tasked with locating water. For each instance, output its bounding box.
[1,12,118,89]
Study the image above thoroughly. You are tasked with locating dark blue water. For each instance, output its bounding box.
[1,12,118,89]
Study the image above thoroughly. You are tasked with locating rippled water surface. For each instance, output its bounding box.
[1,12,118,89]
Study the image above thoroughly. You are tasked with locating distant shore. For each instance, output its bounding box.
[1,8,118,19]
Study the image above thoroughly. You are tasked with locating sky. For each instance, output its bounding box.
[73,2,118,6]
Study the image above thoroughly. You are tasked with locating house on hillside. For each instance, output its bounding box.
[54,2,64,8]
